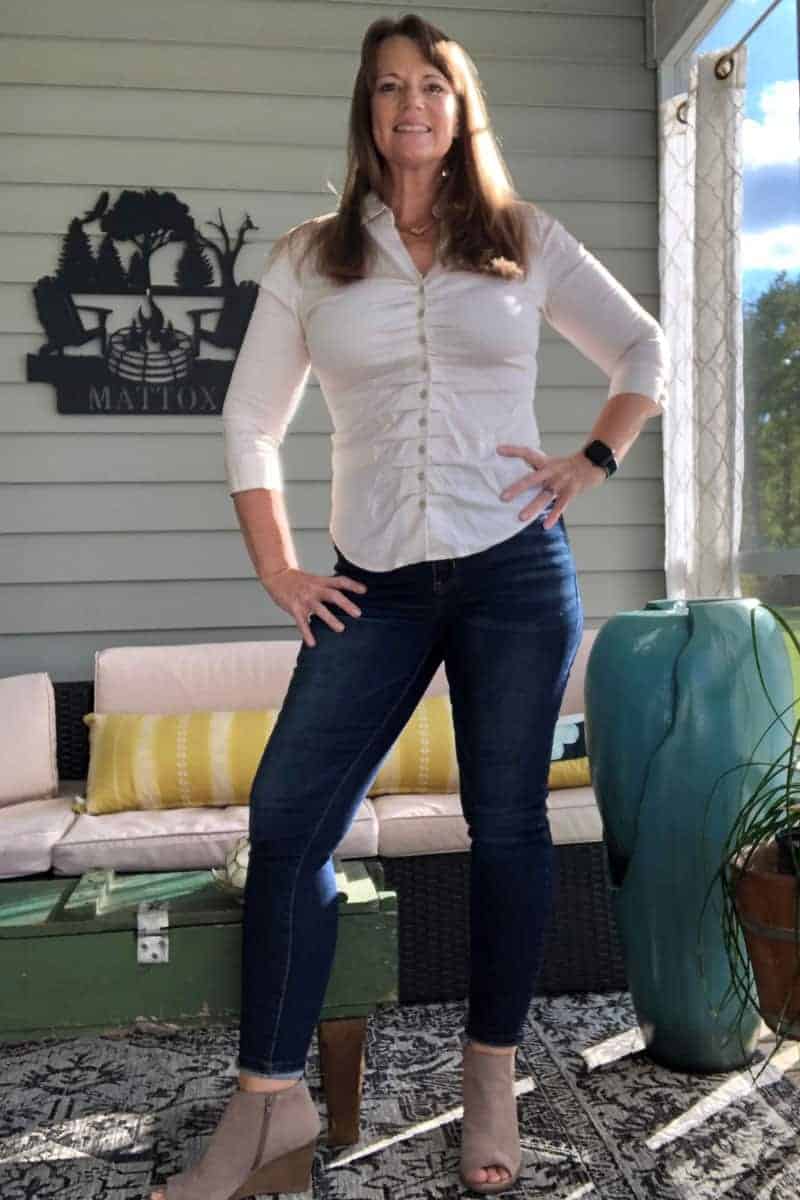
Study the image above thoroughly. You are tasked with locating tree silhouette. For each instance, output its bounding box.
[127,250,148,292]
[56,218,97,291]
[99,188,195,292]
[95,233,128,292]
[175,234,215,291]
[192,209,259,293]
[742,271,800,550]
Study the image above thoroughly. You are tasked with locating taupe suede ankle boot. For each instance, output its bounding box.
[459,1042,523,1195]
[158,1078,320,1200]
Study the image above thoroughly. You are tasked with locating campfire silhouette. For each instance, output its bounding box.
[108,289,192,384]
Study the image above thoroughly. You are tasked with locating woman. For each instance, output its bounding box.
[151,12,668,1199]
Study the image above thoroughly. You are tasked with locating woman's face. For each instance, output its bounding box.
[370,35,459,177]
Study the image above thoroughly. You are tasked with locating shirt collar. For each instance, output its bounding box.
[361,189,390,224]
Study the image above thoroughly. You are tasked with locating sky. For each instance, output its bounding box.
[695,0,800,303]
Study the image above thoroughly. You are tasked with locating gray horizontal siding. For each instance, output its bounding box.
[2,525,665,584]
[2,573,665,636]
[4,91,657,156]
[6,576,676,686]
[0,38,652,106]
[0,0,664,680]
[4,293,661,371]
[2,0,645,56]
[0,384,660,435]
[0,147,659,213]
[0,479,665,534]
[0,431,663,484]
[0,202,662,283]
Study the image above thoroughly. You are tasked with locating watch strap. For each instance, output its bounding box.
[582,439,618,477]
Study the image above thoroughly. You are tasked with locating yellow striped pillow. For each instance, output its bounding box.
[365,703,590,793]
[80,709,279,814]
[367,693,459,796]
[78,696,459,815]
[76,696,589,816]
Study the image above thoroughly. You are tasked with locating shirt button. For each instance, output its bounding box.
[418,415,427,427]
[419,333,427,346]
[419,387,428,399]
[418,444,425,454]
[419,498,426,509]
[417,306,425,318]
[417,470,424,481]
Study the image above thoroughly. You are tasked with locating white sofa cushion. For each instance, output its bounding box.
[562,628,598,715]
[0,672,58,809]
[0,785,81,878]
[51,793,378,876]
[94,638,462,712]
[94,639,307,712]
[547,786,604,845]
[53,629,597,873]
[373,785,602,857]
[373,793,471,856]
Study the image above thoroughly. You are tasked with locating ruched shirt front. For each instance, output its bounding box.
[221,189,670,571]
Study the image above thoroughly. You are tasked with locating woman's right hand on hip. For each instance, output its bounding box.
[261,567,368,648]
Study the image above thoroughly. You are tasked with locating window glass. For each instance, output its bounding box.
[695,1,800,632]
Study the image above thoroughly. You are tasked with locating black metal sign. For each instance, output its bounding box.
[26,188,260,414]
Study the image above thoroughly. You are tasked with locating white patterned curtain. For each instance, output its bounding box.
[658,47,748,599]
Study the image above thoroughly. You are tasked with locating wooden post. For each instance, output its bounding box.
[318,1015,367,1146]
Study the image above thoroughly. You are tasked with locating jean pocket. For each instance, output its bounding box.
[535,495,559,522]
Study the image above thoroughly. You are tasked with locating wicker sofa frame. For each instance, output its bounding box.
[51,680,628,1004]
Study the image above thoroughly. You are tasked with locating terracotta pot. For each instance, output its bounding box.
[731,842,800,1038]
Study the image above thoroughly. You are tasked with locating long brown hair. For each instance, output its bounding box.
[276,12,539,285]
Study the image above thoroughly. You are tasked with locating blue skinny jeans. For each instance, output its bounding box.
[236,513,584,1079]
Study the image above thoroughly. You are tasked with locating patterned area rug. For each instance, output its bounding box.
[1,990,799,1198]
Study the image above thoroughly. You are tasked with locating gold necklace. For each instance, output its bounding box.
[395,201,443,238]
[396,217,439,238]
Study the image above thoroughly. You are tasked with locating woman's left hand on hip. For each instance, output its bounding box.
[495,444,606,529]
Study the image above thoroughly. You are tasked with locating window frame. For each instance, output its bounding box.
[656,0,800,589]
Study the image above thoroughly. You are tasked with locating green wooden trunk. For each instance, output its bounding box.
[0,858,398,1042]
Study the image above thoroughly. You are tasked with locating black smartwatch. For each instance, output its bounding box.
[582,439,618,478]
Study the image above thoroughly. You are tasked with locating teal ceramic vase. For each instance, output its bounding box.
[585,598,795,1072]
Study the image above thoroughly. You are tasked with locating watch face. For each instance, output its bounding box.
[584,441,617,475]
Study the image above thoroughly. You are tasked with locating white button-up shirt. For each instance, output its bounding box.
[222,189,669,571]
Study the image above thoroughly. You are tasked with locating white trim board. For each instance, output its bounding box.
[653,0,734,98]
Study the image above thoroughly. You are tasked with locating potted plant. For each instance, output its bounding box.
[699,602,800,1081]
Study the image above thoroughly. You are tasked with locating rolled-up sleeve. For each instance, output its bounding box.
[221,237,312,494]
[537,209,670,411]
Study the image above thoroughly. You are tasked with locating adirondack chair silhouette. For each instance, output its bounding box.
[186,281,259,358]
[32,275,112,356]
